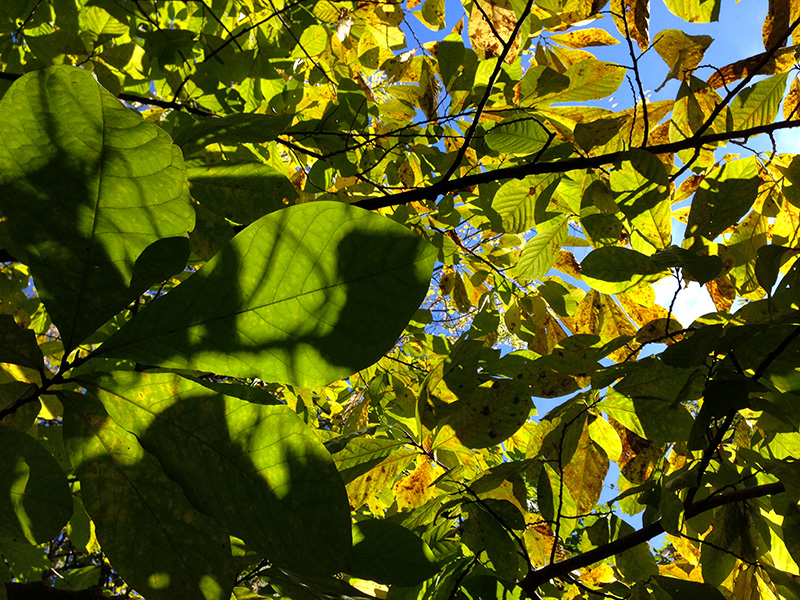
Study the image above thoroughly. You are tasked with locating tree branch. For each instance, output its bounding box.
[439,0,535,184]
[518,482,785,594]
[353,118,800,210]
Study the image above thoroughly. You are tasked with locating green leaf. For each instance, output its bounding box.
[442,379,532,448]
[187,163,297,225]
[537,462,576,534]
[61,392,237,600]
[0,66,193,351]
[0,425,72,544]
[515,216,568,281]
[174,113,292,155]
[731,73,789,130]
[580,247,664,294]
[0,316,43,372]
[350,519,438,585]
[651,246,723,285]
[96,202,436,387]
[516,66,570,103]
[484,119,550,156]
[755,244,793,293]
[544,60,626,103]
[293,25,328,57]
[613,519,658,583]
[73,371,352,575]
[412,0,446,30]
[462,504,526,582]
[650,575,727,599]
[609,150,671,250]
[686,157,760,240]
[493,174,561,233]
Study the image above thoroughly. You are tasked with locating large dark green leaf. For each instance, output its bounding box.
[0,66,194,351]
[73,371,352,575]
[0,425,72,544]
[61,392,237,600]
[442,379,532,448]
[96,201,435,387]
[350,519,438,585]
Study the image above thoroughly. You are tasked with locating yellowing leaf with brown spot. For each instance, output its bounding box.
[452,271,471,312]
[763,0,791,50]
[618,286,669,327]
[706,46,799,88]
[393,456,444,510]
[468,0,520,63]
[668,533,701,566]
[635,318,684,344]
[611,0,650,51]
[524,521,557,567]
[348,457,410,513]
[784,74,800,119]
[573,291,636,362]
[553,250,582,279]
[562,420,608,514]
[610,420,661,484]
[706,276,736,312]
[549,28,620,49]
[528,311,568,356]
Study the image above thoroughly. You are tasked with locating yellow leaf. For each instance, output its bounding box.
[706,276,736,312]
[581,563,616,585]
[653,29,713,85]
[668,533,701,565]
[553,250,582,279]
[706,46,799,88]
[393,456,444,510]
[549,28,620,49]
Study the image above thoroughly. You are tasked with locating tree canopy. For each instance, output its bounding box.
[2,0,800,598]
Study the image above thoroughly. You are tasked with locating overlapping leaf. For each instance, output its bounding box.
[71,371,352,575]
[0,66,193,351]
[96,202,435,387]
[61,392,237,600]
